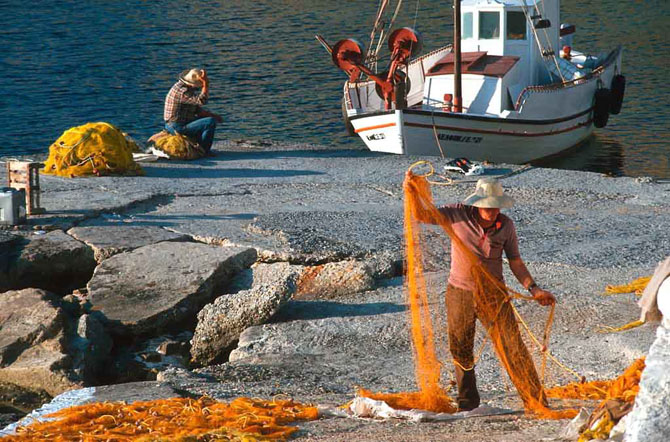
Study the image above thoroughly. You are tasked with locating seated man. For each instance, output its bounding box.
[163,68,223,154]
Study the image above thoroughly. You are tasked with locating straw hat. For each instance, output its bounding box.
[463,177,514,208]
[179,68,204,87]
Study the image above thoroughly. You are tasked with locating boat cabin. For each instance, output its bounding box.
[423,0,561,115]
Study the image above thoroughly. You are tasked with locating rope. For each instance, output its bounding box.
[521,0,564,82]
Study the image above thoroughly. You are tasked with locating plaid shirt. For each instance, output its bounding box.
[163,81,208,123]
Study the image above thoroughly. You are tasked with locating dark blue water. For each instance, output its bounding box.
[2,0,669,177]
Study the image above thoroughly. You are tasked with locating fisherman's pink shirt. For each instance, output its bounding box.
[438,203,521,291]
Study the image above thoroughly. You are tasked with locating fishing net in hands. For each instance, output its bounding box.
[43,122,144,177]
[360,170,577,419]
[4,396,319,441]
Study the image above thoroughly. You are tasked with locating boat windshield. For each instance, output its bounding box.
[463,12,473,39]
[479,11,500,39]
[506,11,526,40]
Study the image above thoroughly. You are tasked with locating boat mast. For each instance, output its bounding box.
[453,0,462,112]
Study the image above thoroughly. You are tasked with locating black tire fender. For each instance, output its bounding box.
[593,88,611,128]
[610,75,626,115]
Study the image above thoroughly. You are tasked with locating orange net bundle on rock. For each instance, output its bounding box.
[4,396,319,441]
[360,171,578,419]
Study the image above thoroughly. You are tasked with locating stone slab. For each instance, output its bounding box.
[67,225,191,262]
[87,242,257,336]
[0,230,96,294]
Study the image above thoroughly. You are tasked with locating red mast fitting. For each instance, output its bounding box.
[331,28,422,110]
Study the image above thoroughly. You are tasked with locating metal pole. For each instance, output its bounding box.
[454,0,463,112]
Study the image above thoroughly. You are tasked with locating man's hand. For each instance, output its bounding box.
[531,287,556,306]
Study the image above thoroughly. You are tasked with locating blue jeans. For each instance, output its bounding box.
[165,117,217,153]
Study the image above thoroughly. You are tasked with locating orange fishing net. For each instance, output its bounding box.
[546,357,645,403]
[4,396,318,441]
[361,171,577,419]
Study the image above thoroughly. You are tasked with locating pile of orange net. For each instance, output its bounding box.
[3,396,318,441]
[546,357,645,403]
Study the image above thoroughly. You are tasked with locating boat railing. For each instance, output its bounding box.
[514,46,622,111]
[344,45,453,112]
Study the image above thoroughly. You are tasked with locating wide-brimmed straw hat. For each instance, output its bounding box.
[179,68,203,87]
[463,177,514,208]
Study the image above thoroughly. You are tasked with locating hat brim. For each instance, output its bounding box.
[178,70,202,87]
[463,194,514,209]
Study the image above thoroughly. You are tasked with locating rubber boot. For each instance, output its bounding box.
[455,365,480,411]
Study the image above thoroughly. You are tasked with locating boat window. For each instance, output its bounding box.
[479,11,500,39]
[506,11,527,40]
[463,12,473,39]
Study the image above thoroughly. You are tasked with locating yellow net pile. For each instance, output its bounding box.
[604,276,650,296]
[147,131,205,160]
[358,172,577,419]
[4,396,318,441]
[43,122,143,178]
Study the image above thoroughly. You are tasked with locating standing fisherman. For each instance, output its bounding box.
[412,175,556,411]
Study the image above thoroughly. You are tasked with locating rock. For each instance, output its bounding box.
[71,313,113,383]
[0,230,96,294]
[191,263,302,366]
[0,331,81,396]
[296,260,375,299]
[67,225,190,263]
[624,326,670,441]
[0,289,65,367]
[87,242,257,336]
[108,332,194,383]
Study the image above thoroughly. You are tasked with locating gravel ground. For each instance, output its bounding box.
[2,140,669,440]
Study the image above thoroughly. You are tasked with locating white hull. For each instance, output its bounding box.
[350,106,593,163]
[346,47,623,164]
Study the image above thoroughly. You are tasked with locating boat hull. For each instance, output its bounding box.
[350,108,593,163]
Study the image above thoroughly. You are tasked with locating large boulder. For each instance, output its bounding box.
[0,231,96,294]
[87,242,257,336]
[625,326,670,441]
[67,225,190,263]
[0,289,81,396]
[190,262,302,366]
[297,260,375,299]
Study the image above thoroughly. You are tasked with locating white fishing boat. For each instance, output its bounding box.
[318,0,625,164]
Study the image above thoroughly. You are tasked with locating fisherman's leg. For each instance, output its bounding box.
[182,117,216,152]
[446,284,480,410]
[476,286,548,408]
[165,122,183,136]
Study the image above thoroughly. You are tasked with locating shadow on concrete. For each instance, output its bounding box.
[273,300,406,322]
[141,166,325,179]
[216,149,382,161]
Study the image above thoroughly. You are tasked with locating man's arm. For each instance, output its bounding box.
[197,107,223,123]
[508,257,556,306]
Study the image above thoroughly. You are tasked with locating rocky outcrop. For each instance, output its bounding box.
[625,326,670,441]
[297,260,375,299]
[0,231,96,294]
[87,242,257,336]
[67,225,190,263]
[0,289,81,396]
[190,262,302,366]
[70,313,113,383]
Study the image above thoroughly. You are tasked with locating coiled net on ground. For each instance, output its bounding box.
[147,130,205,160]
[359,172,577,419]
[43,122,143,177]
[4,396,318,441]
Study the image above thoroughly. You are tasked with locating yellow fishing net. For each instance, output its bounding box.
[604,276,650,295]
[148,131,205,160]
[43,122,143,177]
[4,396,319,441]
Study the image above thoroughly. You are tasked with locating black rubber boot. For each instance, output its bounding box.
[455,366,481,411]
